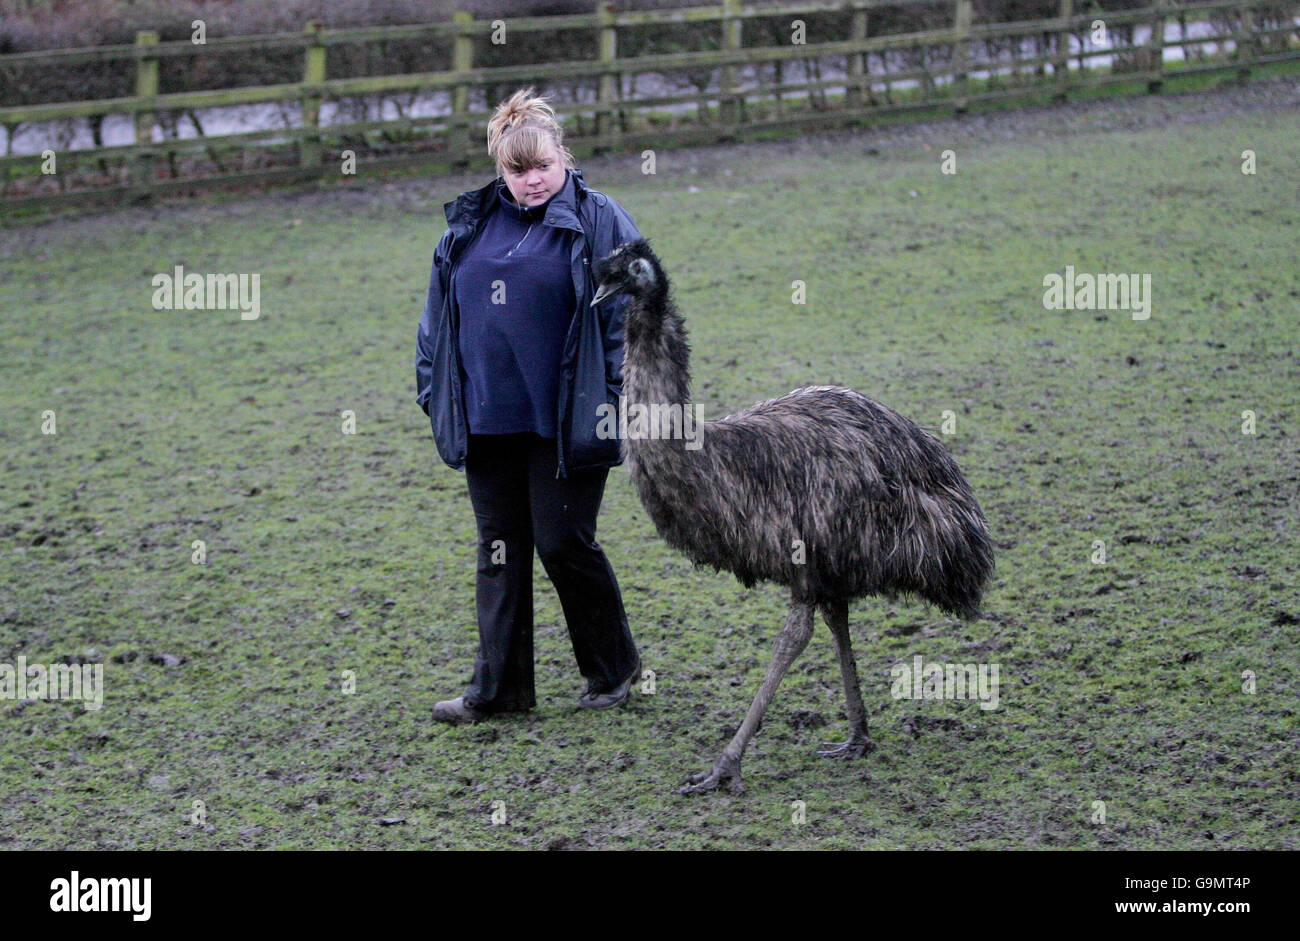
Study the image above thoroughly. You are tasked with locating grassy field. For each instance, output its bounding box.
[1,76,1296,850]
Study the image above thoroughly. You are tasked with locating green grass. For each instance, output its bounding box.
[0,81,1296,849]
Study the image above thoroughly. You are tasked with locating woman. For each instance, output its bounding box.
[415,87,642,722]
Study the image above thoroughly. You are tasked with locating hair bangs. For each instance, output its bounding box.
[497,125,556,175]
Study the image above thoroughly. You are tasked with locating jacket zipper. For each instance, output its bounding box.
[506,223,533,257]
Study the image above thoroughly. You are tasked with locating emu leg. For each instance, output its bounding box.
[816,598,875,759]
[680,601,815,795]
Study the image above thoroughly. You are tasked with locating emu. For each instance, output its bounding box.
[591,239,995,795]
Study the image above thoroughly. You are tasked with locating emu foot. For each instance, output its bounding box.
[680,754,744,795]
[815,734,875,759]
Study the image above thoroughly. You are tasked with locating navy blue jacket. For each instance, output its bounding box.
[416,167,641,477]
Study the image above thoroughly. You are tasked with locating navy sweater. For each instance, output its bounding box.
[453,178,575,437]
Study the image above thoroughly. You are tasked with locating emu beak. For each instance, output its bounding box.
[590,282,619,307]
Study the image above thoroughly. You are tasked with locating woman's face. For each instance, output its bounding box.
[500,142,567,207]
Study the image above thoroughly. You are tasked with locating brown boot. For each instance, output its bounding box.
[578,657,640,710]
[432,695,488,724]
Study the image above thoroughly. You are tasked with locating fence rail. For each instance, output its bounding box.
[1,0,1296,209]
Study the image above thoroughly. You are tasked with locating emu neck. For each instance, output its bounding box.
[621,294,694,470]
[621,296,692,419]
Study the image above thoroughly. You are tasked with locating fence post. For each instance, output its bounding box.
[1236,2,1258,81]
[720,0,744,125]
[451,10,475,160]
[846,6,870,109]
[596,1,619,145]
[1054,0,1073,103]
[1,123,13,195]
[132,30,159,197]
[1147,0,1166,92]
[952,0,972,114]
[301,22,326,171]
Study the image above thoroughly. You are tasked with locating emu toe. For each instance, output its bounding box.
[679,754,744,795]
[816,734,876,759]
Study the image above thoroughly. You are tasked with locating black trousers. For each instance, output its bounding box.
[461,432,638,712]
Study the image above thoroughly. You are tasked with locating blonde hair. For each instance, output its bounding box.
[486,86,577,176]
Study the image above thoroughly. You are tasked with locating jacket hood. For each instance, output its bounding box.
[444,167,589,233]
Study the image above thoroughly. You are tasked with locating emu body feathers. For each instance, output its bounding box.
[629,384,991,619]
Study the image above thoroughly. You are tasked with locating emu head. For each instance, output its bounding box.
[591,238,667,311]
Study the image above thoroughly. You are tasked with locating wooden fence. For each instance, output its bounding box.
[1,0,1296,209]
